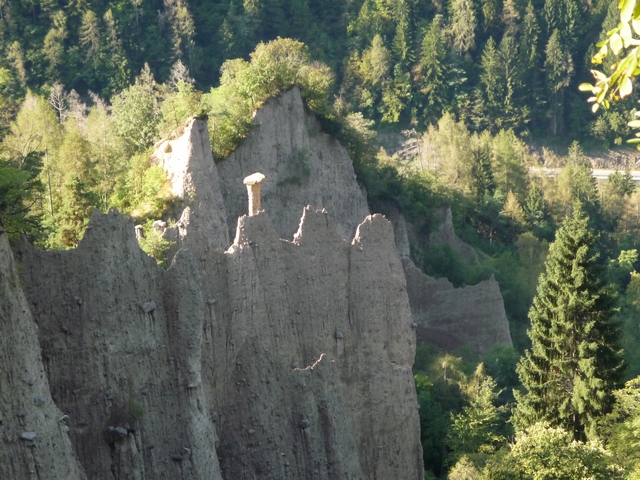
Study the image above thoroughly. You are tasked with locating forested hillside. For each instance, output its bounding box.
[4,0,640,478]
[0,0,635,142]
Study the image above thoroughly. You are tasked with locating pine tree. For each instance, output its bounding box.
[499,35,525,128]
[413,14,449,124]
[502,0,519,38]
[449,0,477,55]
[481,0,501,34]
[544,29,573,136]
[524,183,553,239]
[514,204,624,441]
[478,37,503,129]
[468,143,496,201]
[519,2,543,123]
[447,364,506,461]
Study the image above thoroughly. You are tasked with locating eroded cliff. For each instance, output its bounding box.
[0,231,86,480]
[10,202,422,479]
[216,86,370,241]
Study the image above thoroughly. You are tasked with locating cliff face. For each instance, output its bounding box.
[15,211,222,480]
[217,86,370,241]
[151,118,230,257]
[12,206,422,480]
[2,86,515,479]
[388,208,513,355]
[403,258,513,354]
[0,231,86,480]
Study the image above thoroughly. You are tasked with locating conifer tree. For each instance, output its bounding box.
[481,0,501,34]
[449,0,477,55]
[468,143,495,201]
[519,2,542,122]
[413,14,449,124]
[514,203,624,441]
[545,29,573,135]
[523,183,553,239]
[478,37,503,128]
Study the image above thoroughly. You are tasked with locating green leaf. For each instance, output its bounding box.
[591,69,608,82]
[626,138,640,143]
[622,23,633,47]
[620,76,633,97]
[578,83,594,92]
[633,18,640,35]
[611,33,624,55]
[627,119,640,127]
[620,0,636,24]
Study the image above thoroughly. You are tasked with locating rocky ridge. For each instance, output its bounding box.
[1,85,514,479]
[217,86,370,241]
[3,86,423,478]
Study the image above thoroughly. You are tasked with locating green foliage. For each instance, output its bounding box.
[45,175,100,249]
[448,455,482,480]
[481,345,521,404]
[138,220,175,266]
[415,371,450,478]
[515,204,625,441]
[420,243,468,288]
[159,77,202,137]
[446,364,507,463]
[112,64,162,153]
[597,376,640,474]
[202,37,333,160]
[0,151,43,237]
[483,422,624,479]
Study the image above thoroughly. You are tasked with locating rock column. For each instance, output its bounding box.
[243,172,265,216]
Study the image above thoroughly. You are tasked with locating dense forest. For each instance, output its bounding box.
[3,0,640,478]
[0,0,636,141]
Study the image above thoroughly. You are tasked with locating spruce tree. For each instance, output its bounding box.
[544,29,573,135]
[414,15,449,125]
[514,203,624,441]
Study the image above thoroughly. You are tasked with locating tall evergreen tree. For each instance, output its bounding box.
[468,143,496,201]
[413,14,449,125]
[449,0,477,55]
[514,204,624,441]
[524,183,553,239]
[478,37,502,128]
[519,2,542,123]
[544,29,573,135]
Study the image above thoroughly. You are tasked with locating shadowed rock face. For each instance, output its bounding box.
[0,232,86,480]
[14,211,222,480]
[11,205,423,479]
[402,258,513,354]
[388,206,513,355]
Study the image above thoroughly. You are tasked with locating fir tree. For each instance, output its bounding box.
[449,0,477,55]
[478,37,503,129]
[514,203,624,441]
[413,14,449,124]
[544,29,573,136]
[469,143,496,201]
[523,183,553,239]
